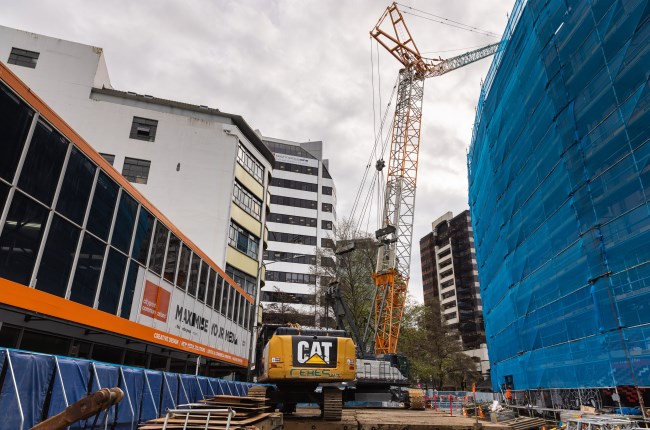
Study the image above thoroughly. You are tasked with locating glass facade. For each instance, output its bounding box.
[468,0,650,393]
[0,80,253,340]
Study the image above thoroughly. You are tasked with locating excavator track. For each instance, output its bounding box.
[407,388,425,410]
[322,387,343,421]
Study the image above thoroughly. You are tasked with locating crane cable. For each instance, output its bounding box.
[396,3,501,38]
[349,39,397,235]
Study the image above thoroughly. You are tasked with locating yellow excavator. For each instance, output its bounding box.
[249,326,356,420]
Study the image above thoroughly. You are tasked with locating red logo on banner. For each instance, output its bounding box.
[140,281,170,322]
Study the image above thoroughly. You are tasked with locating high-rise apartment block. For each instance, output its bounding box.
[419,210,488,374]
[262,137,336,327]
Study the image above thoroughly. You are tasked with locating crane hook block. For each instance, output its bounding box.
[376,159,385,171]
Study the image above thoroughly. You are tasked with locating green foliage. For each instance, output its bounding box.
[398,298,481,390]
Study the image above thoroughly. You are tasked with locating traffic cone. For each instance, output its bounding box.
[463,407,467,416]
[478,406,485,418]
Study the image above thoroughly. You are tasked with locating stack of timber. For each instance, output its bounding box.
[139,394,282,430]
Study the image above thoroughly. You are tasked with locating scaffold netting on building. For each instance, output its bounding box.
[468,0,650,391]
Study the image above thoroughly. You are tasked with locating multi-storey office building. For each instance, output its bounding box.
[261,137,337,326]
[0,26,275,373]
[468,0,650,408]
[0,63,252,376]
[419,210,488,375]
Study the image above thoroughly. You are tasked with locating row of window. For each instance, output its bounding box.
[264,251,316,265]
[441,279,455,290]
[233,181,262,220]
[444,312,458,321]
[270,195,317,210]
[0,81,252,332]
[225,265,257,296]
[275,161,318,176]
[265,271,317,285]
[261,290,314,304]
[441,289,456,300]
[268,232,317,246]
[265,140,316,159]
[442,300,457,310]
[228,221,259,260]
[237,143,264,184]
[268,212,318,227]
[440,268,454,278]
[270,178,318,192]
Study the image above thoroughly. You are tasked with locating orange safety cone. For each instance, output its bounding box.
[478,406,485,419]
[462,407,467,416]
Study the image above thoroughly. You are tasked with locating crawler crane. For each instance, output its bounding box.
[369,3,499,355]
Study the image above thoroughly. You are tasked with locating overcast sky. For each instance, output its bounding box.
[2,0,513,302]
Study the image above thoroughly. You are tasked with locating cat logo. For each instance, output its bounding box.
[292,336,338,368]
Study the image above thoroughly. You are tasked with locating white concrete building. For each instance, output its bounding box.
[261,137,337,327]
[0,26,275,363]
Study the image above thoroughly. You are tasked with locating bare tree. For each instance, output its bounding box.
[312,218,377,343]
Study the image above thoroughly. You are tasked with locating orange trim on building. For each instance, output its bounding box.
[0,277,248,366]
[0,63,253,303]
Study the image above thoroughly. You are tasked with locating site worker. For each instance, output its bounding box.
[505,388,512,405]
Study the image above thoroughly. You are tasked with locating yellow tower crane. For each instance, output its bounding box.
[370,3,499,354]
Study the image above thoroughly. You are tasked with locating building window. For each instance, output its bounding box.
[322,203,333,212]
[122,157,151,184]
[444,312,457,320]
[233,181,262,220]
[321,238,335,249]
[441,289,456,300]
[275,161,318,176]
[268,212,317,227]
[226,264,257,296]
[229,222,259,259]
[270,195,317,210]
[264,250,316,265]
[8,48,40,69]
[265,271,316,284]
[268,232,317,246]
[270,178,318,192]
[237,143,264,183]
[129,117,158,142]
[322,186,333,195]
[322,220,333,230]
[99,153,115,165]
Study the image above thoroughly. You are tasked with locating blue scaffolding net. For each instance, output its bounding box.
[468,0,650,392]
[0,348,259,430]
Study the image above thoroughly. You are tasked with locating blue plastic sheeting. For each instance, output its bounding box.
[0,348,264,430]
[468,0,650,392]
[0,350,54,429]
[47,357,91,430]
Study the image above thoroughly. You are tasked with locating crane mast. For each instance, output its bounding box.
[370,2,499,355]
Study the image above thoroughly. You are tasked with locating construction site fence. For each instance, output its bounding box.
[0,348,260,430]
